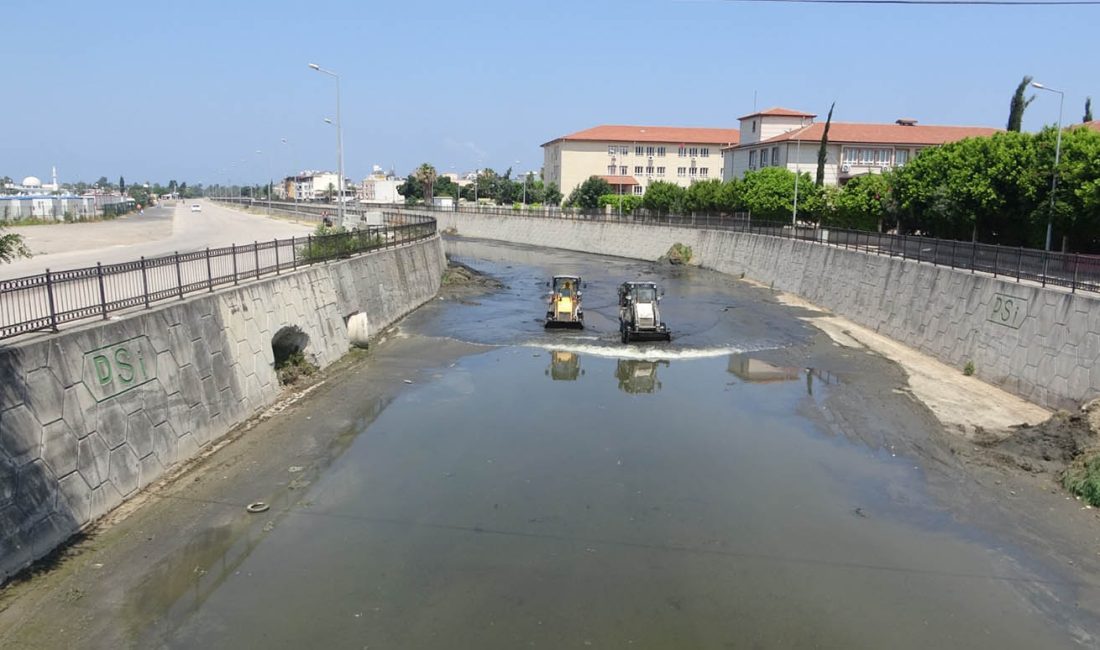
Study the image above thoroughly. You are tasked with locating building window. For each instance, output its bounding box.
[646,165,654,175]
[689,167,697,176]
[895,149,909,166]
[633,186,644,196]
[608,165,617,175]
[678,146,687,157]
[636,146,644,156]
[635,166,644,174]
[656,166,665,176]
[842,148,859,164]
[700,147,709,157]
[646,146,655,156]
[620,146,629,155]
[749,150,757,168]
[688,147,699,157]
[620,166,628,175]
[760,149,769,167]
[608,145,616,155]
[657,146,666,157]
[677,167,686,177]
[875,149,892,165]
[771,147,780,166]
[752,120,756,133]
[700,167,709,177]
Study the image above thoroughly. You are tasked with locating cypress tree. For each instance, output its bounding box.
[1007,76,1034,132]
[816,102,834,186]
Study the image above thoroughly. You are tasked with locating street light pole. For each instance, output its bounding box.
[309,63,344,226]
[1031,81,1064,252]
[281,138,299,218]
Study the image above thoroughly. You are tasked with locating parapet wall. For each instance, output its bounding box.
[0,235,444,582]
[428,210,1098,411]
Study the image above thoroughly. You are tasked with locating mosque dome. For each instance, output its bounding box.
[22,176,42,188]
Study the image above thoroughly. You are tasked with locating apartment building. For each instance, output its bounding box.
[284,171,352,201]
[542,125,740,199]
[723,107,999,186]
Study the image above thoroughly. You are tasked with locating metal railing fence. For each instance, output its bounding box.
[0,212,436,341]
[216,197,1100,294]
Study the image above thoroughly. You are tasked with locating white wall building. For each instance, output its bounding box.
[542,125,740,200]
[358,166,403,204]
[285,171,352,201]
[723,107,999,186]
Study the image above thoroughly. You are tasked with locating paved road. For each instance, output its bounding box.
[1,200,313,280]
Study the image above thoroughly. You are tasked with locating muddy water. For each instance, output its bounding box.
[130,239,1092,648]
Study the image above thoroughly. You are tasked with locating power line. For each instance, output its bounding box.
[712,0,1100,5]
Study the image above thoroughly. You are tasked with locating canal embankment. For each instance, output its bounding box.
[0,233,445,583]
[413,209,1099,412]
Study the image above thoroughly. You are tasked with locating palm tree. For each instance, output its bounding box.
[415,163,437,206]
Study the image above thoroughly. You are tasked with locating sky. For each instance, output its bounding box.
[2,0,1096,187]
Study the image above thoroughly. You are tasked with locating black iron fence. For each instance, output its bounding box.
[216,197,1100,294]
[0,212,436,341]
[385,202,1100,296]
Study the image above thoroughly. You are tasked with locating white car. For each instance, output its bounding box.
[190,204,201,212]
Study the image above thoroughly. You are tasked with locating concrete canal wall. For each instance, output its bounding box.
[0,235,445,582]
[428,210,1099,412]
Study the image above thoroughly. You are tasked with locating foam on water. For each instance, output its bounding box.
[523,340,773,362]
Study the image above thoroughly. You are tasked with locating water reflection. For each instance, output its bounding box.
[545,350,584,380]
[726,354,801,383]
[615,358,669,394]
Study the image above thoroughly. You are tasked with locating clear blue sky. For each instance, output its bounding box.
[2,0,1095,186]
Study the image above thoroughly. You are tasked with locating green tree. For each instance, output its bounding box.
[1007,75,1035,132]
[740,167,822,221]
[415,163,437,205]
[682,179,725,213]
[128,185,151,207]
[95,176,110,189]
[816,102,835,186]
[641,181,686,214]
[564,176,612,209]
[542,182,563,206]
[325,182,335,202]
[397,174,423,203]
[828,173,894,230]
[0,223,30,264]
[1086,97,1094,123]
[598,194,643,214]
[119,175,126,195]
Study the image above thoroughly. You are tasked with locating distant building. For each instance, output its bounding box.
[723,107,1000,186]
[541,125,741,199]
[358,166,403,204]
[284,171,352,201]
[1083,120,1100,133]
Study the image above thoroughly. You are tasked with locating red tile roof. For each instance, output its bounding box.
[543,125,740,147]
[728,122,1000,149]
[1083,120,1100,133]
[737,107,817,120]
[598,175,639,186]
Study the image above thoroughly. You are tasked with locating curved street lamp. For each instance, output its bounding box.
[1031,81,1064,252]
[309,63,345,224]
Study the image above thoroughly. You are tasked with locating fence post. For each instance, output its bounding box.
[206,247,213,291]
[45,269,59,332]
[140,257,150,308]
[901,233,906,260]
[275,239,280,274]
[96,262,108,320]
[292,236,298,270]
[1016,247,1022,283]
[231,244,238,284]
[1042,252,1048,287]
[969,241,977,274]
[307,235,312,263]
[175,251,184,298]
[1072,254,1079,293]
[950,240,956,269]
[254,241,260,279]
[993,246,999,278]
[932,238,939,266]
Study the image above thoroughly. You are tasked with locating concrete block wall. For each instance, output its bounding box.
[427,210,1098,411]
[0,236,444,582]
